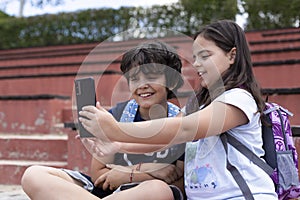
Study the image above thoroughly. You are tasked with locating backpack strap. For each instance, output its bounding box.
[223,133,274,176]
[220,133,275,200]
[261,114,277,169]
[110,100,130,121]
[220,134,255,200]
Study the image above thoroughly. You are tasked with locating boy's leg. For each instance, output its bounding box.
[22,166,173,200]
[103,180,174,200]
[21,165,99,200]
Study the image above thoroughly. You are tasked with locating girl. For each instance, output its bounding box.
[79,20,278,199]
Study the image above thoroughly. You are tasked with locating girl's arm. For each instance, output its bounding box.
[79,101,247,147]
[119,143,176,154]
[81,138,177,157]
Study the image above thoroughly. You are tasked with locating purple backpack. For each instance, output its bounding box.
[221,102,300,200]
[263,102,300,199]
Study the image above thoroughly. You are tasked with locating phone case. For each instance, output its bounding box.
[74,77,96,137]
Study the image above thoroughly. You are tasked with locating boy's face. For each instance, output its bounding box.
[128,70,168,110]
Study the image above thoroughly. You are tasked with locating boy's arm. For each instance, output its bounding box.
[91,155,152,189]
[92,160,171,190]
[91,155,175,189]
[90,155,113,183]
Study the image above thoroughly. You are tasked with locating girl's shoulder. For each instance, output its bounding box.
[215,88,258,120]
[223,88,252,96]
[215,88,254,104]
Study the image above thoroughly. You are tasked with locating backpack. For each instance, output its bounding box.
[221,102,300,200]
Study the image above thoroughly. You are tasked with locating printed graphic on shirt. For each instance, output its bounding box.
[185,137,219,191]
[115,145,185,166]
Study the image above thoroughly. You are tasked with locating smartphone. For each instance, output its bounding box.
[74,77,96,137]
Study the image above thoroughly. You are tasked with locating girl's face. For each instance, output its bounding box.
[192,35,235,89]
[128,70,168,112]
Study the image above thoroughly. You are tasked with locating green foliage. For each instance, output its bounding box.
[180,0,238,26]
[0,8,134,49]
[0,4,191,49]
[0,10,10,19]
[0,1,239,49]
[1,0,299,49]
[243,0,300,30]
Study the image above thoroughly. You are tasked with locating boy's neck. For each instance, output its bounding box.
[139,103,168,120]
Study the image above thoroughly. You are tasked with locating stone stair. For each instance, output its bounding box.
[0,133,68,184]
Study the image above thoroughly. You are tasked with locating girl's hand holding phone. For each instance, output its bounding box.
[79,101,116,141]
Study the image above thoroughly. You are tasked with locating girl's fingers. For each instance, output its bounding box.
[96,101,108,112]
[82,105,98,112]
[78,117,90,127]
[81,138,94,148]
[82,138,104,158]
[82,102,106,112]
[78,117,84,122]
[78,110,94,119]
[96,101,101,109]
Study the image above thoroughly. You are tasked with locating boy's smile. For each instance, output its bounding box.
[138,92,154,98]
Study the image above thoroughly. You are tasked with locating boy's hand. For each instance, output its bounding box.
[94,167,131,190]
[146,164,183,184]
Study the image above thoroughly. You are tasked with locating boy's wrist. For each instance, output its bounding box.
[129,163,143,182]
[129,169,134,182]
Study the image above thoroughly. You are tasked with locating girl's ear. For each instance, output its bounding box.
[228,47,237,64]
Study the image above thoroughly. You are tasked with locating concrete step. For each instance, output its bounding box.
[0,184,29,200]
[0,98,71,134]
[0,134,68,161]
[66,130,92,175]
[0,160,67,185]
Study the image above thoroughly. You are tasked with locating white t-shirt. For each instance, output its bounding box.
[184,88,277,200]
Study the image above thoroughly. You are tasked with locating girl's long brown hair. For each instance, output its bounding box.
[186,20,265,118]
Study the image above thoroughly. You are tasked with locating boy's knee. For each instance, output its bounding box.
[22,166,40,186]
[21,166,37,194]
[21,165,48,191]
[139,180,173,200]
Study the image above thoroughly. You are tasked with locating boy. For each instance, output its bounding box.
[22,40,185,199]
